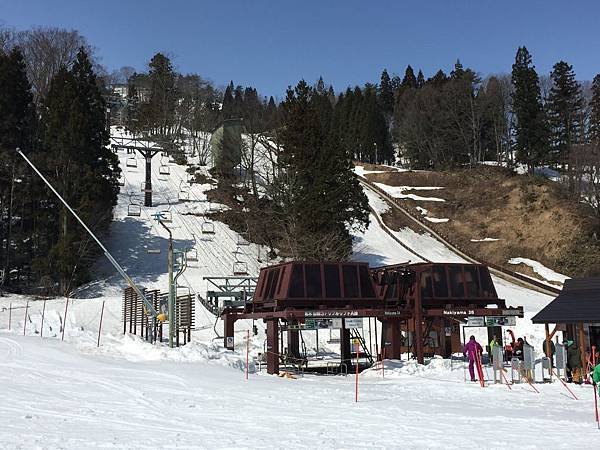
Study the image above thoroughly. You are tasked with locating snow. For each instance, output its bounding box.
[424,216,449,223]
[471,238,501,242]
[0,138,588,448]
[416,206,428,215]
[374,182,446,202]
[508,258,569,285]
[353,165,388,178]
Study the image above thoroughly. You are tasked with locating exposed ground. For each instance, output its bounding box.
[362,164,600,279]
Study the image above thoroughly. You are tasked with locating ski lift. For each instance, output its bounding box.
[127,193,141,217]
[159,210,172,222]
[237,226,250,246]
[178,190,190,201]
[186,248,198,262]
[126,157,137,168]
[127,148,135,155]
[159,163,170,175]
[233,261,249,276]
[201,220,215,235]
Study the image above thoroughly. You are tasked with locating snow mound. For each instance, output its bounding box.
[508,257,569,284]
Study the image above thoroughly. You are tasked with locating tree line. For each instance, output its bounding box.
[1,27,119,295]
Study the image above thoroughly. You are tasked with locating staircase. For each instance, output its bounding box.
[350,328,374,366]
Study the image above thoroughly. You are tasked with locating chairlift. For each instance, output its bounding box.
[127,148,135,155]
[159,164,170,175]
[159,210,172,222]
[126,157,137,168]
[186,248,198,262]
[237,234,250,246]
[178,190,190,201]
[233,261,249,276]
[201,221,215,235]
[127,193,141,217]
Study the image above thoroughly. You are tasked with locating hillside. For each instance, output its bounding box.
[359,164,600,282]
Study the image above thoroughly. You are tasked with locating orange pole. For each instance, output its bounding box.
[552,369,578,400]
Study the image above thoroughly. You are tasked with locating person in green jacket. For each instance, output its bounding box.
[593,363,600,395]
[489,335,500,364]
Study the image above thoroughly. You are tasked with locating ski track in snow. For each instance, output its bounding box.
[0,138,582,449]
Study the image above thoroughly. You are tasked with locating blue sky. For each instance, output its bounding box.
[2,0,599,97]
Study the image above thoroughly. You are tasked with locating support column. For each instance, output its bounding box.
[286,320,300,360]
[266,319,279,375]
[340,322,351,366]
[224,314,235,350]
[578,322,586,380]
[144,154,152,207]
[414,294,425,364]
[388,319,402,360]
[545,323,552,380]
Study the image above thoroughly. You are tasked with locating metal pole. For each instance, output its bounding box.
[61,298,69,341]
[40,299,46,338]
[168,240,174,348]
[23,300,29,336]
[97,300,105,347]
[8,302,11,330]
[15,149,157,324]
[246,329,249,380]
[355,340,360,402]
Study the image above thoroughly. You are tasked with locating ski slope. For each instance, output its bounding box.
[0,155,596,449]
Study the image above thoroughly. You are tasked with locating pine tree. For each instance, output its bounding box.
[402,65,418,89]
[590,74,600,143]
[378,69,394,116]
[39,48,119,293]
[147,53,177,136]
[546,61,584,165]
[222,81,235,119]
[0,47,36,287]
[416,70,425,88]
[275,80,369,259]
[511,46,548,174]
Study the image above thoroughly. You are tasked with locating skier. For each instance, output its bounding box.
[513,337,525,360]
[489,335,500,364]
[543,338,556,368]
[463,335,483,382]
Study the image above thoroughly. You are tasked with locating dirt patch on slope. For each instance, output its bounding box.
[364,165,600,278]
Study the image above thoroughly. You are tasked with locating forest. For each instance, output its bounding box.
[2,24,600,295]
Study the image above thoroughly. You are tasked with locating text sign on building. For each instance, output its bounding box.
[485,316,516,327]
[344,318,364,329]
[304,318,343,330]
[466,316,485,327]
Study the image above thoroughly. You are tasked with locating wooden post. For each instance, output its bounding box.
[545,323,552,380]
[40,299,47,338]
[374,318,379,360]
[23,300,29,336]
[578,322,586,383]
[97,301,105,347]
[61,298,69,341]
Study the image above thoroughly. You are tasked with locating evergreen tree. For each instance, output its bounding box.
[416,70,425,88]
[511,46,548,174]
[147,53,177,136]
[378,69,394,116]
[0,47,36,287]
[39,48,119,293]
[125,79,141,134]
[589,74,600,143]
[275,80,369,260]
[546,60,584,164]
[402,65,418,89]
[222,81,235,119]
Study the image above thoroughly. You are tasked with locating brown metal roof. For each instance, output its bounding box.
[531,277,600,324]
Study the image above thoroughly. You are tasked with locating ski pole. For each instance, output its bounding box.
[594,383,599,428]
[501,369,512,390]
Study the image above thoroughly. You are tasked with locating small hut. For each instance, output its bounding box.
[532,278,600,374]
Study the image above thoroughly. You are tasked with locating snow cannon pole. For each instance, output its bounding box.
[61,298,69,341]
[97,300,105,347]
[8,302,11,330]
[246,329,249,381]
[15,148,158,337]
[552,369,578,400]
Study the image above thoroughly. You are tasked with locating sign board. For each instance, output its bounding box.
[305,310,359,318]
[344,318,364,329]
[467,316,485,327]
[226,336,234,347]
[485,316,516,327]
[303,318,343,330]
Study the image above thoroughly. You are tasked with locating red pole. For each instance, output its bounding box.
[23,300,29,336]
[40,299,47,338]
[552,369,579,400]
[355,341,360,403]
[97,301,105,348]
[382,345,386,379]
[501,369,513,390]
[61,298,69,341]
[8,302,11,330]
[246,329,249,380]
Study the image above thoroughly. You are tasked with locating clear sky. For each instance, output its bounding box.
[2,0,599,97]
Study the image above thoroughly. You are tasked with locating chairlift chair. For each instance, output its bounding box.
[159,163,170,175]
[159,210,172,222]
[127,148,135,155]
[201,221,215,235]
[186,248,198,262]
[237,234,250,246]
[127,204,141,217]
[233,261,249,276]
[178,190,190,202]
[126,157,137,168]
[147,248,161,255]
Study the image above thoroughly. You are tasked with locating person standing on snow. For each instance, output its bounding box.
[489,335,500,364]
[463,335,483,382]
[565,339,582,384]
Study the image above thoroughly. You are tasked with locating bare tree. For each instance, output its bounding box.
[570,143,600,215]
